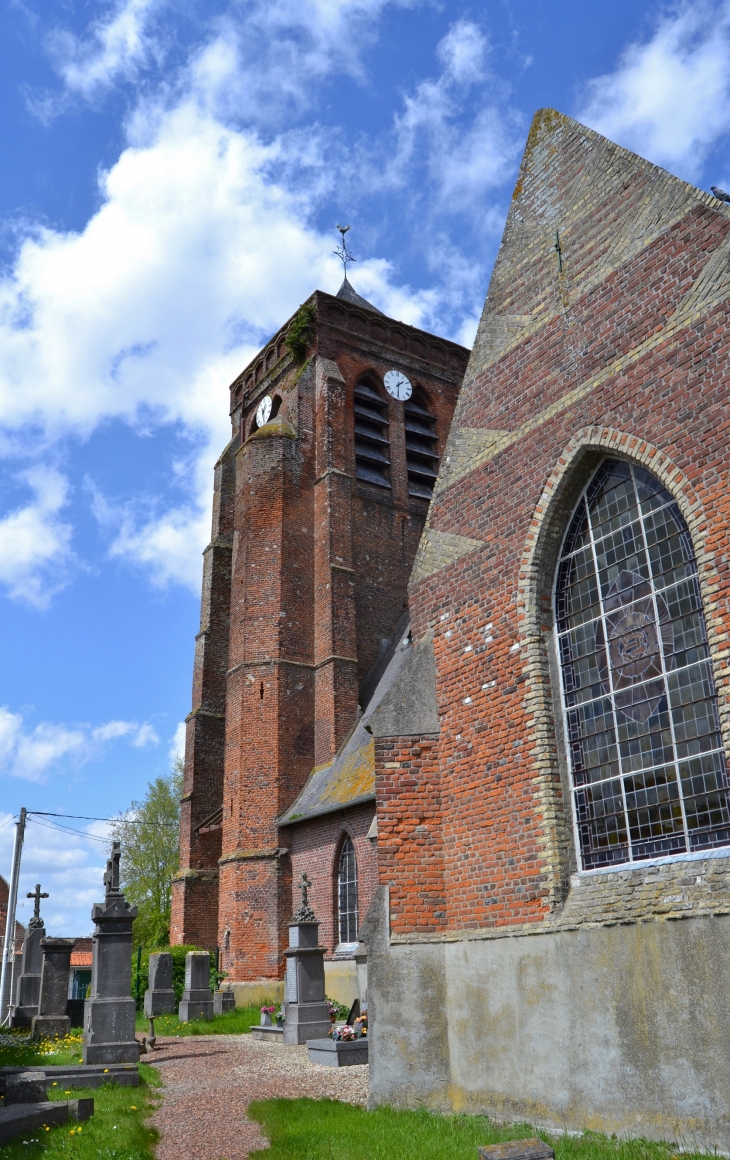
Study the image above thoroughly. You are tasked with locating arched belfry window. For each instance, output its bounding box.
[405,391,439,499]
[337,836,358,946]
[555,458,730,870]
[354,380,390,488]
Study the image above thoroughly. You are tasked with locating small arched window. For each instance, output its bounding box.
[337,836,358,945]
[555,457,730,871]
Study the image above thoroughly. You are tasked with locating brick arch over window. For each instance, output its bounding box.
[516,428,729,901]
[335,833,358,946]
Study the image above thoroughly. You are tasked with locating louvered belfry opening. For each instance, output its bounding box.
[354,379,391,488]
[405,391,439,499]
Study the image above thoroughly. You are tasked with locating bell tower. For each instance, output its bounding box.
[171,276,469,984]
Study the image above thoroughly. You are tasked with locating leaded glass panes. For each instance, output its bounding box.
[337,836,358,944]
[555,458,730,869]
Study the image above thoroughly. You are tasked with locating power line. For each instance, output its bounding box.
[28,816,110,844]
[29,812,178,828]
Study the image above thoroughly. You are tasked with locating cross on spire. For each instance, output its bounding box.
[27,883,48,927]
[333,225,355,279]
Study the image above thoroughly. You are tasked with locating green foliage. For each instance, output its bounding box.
[110,760,183,948]
[248,1101,706,1160]
[0,1036,159,1160]
[136,1004,266,1036]
[284,302,316,365]
[325,995,350,1020]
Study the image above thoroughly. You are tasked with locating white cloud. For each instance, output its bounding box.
[0,811,106,936]
[578,3,730,179]
[169,721,186,765]
[383,21,521,213]
[0,468,74,608]
[47,0,162,99]
[0,709,159,782]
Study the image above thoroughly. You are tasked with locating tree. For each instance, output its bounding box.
[110,759,183,948]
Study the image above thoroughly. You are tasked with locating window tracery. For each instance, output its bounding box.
[555,457,730,869]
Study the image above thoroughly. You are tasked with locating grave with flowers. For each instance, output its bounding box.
[250,1003,285,1042]
[306,1010,368,1067]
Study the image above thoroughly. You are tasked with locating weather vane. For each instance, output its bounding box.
[334,224,355,279]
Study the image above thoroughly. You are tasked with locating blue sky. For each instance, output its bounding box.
[2,0,730,934]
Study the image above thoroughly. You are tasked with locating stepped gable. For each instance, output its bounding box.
[427,107,730,533]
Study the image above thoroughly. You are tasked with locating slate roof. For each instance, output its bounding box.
[335,276,384,315]
[278,623,412,824]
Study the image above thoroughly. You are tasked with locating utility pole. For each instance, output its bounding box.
[0,808,26,1025]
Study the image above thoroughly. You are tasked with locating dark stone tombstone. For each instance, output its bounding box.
[143,953,176,1017]
[282,874,331,1046]
[11,884,48,1028]
[82,842,140,1064]
[477,1141,555,1160]
[31,938,75,1040]
[213,989,235,1015]
[178,952,214,1022]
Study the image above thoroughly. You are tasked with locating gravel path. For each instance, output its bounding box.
[149,1034,368,1160]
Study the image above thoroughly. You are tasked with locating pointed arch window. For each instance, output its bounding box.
[337,836,358,946]
[555,458,730,870]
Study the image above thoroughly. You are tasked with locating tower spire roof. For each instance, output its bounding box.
[335,275,384,315]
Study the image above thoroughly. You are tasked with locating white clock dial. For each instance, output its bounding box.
[255,395,273,428]
[384,369,412,401]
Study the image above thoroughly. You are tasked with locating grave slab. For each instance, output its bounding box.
[0,1101,68,1145]
[0,1063,139,1092]
[306,1038,368,1066]
[250,1026,284,1042]
[3,1070,48,1103]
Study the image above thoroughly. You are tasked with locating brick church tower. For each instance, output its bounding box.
[171,278,469,984]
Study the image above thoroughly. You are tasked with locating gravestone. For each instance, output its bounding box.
[283,874,331,1046]
[31,938,74,1040]
[178,952,214,1021]
[143,953,176,1017]
[11,884,48,1028]
[82,842,140,1064]
[213,989,235,1015]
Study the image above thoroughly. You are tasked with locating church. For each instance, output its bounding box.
[173,108,730,1149]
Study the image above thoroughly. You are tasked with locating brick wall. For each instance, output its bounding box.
[285,802,377,956]
[377,110,730,938]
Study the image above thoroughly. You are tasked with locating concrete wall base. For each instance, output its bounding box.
[324,961,358,1008]
[367,892,730,1152]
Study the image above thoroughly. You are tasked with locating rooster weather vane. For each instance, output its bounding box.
[334,224,356,279]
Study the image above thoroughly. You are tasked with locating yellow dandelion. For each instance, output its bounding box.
[130,1105,137,1110]
[69,1129,76,1135]
[52,1082,57,1086]
[103,1068,109,1072]
[77,1126,82,1132]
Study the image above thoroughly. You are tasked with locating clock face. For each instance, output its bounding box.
[255,395,273,428]
[384,369,412,401]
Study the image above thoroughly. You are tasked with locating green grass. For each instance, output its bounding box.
[0,1035,160,1159]
[247,1100,706,1160]
[135,1003,267,1037]
[0,1032,84,1071]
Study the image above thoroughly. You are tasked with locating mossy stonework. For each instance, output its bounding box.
[367,109,730,1149]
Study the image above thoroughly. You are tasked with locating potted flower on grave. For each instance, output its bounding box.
[260,1005,276,1027]
[353,1013,367,1038]
[275,1007,285,1026]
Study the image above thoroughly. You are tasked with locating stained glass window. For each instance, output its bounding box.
[555,458,730,870]
[337,836,359,944]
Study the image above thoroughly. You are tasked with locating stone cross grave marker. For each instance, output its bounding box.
[282,874,330,1046]
[11,884,48,1028]
[82,841,139,1064]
